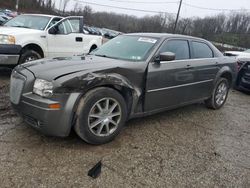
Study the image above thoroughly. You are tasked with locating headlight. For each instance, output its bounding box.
[33,79,53,97]
[0,34,15,44]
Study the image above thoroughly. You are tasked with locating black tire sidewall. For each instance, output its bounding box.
[19,50,41,64]
[75,87,127,144]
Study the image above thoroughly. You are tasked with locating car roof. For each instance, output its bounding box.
[126,32,207,41]
[21,14,62,18]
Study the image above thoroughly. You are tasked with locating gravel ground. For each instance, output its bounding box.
[0,68,249,187]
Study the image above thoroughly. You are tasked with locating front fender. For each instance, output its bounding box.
[55,72,142,116]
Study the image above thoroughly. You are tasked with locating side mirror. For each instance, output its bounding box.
[48,25,58,35]
[155,52,175,63]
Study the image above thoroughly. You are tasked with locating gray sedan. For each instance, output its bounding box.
[10,33,237,144]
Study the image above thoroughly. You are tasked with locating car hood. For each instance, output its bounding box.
[0,26,43,35]
[21,55,131,80]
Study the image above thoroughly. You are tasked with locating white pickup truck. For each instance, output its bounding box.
[0,14,102,66]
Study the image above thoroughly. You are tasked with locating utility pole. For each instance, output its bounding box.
[16,0,19,11]
[173,0,183,33]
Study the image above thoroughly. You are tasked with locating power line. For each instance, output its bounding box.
[105,0,179,4]
[73,0,250,15]
[183,2,250,12]
[98,0,250,12]
[73,0,176,14]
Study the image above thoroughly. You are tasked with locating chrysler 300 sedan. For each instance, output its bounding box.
[10,33,237,144]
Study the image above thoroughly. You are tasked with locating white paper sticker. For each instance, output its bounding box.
[138,37,157,44]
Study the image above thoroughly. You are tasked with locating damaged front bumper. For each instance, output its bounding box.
[10,68,81,137]
[11,93,81,137]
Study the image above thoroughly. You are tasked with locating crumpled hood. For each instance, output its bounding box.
[0,26,43,36]
[21,55,128,80]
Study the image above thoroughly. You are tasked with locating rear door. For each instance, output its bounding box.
[188,40,220,99]
[145,38,196,112]
[46,17,85,57]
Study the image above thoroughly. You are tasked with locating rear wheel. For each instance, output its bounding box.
[18,50,41,64]
[205,78,229,109]
[89,45,97,53]
[74,87,127,145]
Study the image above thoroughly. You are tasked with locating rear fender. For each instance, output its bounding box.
[214,66,234,86]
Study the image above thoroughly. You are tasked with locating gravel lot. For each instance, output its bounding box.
[0,68,249,187]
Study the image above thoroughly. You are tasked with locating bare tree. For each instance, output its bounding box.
[62,0,70,13]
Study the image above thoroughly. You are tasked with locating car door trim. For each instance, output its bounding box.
[147,79,214,93]
[159,58,216,64]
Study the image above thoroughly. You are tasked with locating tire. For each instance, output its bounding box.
[18,50,41,64]
[89,46,97,53]
[205,78,229,109]
[74,87,127,145]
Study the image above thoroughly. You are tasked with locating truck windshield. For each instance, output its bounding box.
[4,15,51,30]
[91,35,158,61]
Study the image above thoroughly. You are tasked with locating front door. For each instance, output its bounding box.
[144,39,195,112]
[46,17,85,57]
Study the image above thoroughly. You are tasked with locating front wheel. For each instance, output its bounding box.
[18,50,41,64]
[205,78,229,109]
[74,87,127,145]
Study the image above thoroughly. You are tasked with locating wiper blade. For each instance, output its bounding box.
[13,25,30,29]
[94,54,108,58]
[94,54,119,59]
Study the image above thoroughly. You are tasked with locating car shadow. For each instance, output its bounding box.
[29,103,205,148]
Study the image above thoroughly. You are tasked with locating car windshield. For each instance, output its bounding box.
[91,35,158,61]
[243,49,250,53]
[4,15,51,30]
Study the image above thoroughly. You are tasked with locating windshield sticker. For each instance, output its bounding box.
[138,37,157,44]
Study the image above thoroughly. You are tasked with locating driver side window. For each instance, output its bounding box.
[159,39,190,60]
[47,17,62,28]
[57,20,72,34]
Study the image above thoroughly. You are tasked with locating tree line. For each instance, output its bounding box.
[1,0,250,48]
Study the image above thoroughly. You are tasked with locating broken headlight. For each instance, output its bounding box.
[33,79,53,97]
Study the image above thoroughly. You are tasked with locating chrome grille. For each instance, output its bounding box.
[10,71,26,105]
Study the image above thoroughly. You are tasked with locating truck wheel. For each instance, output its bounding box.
[89,45,97,53]
[19,50,41,64]
[205,78,229,109]
[74,87,127,145]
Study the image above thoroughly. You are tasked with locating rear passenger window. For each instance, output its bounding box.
[159,40,190,60]
[192,41,213,58]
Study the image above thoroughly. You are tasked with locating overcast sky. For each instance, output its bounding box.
[55,0,250,18]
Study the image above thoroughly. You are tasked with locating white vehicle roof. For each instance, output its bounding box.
[21,14,62,18]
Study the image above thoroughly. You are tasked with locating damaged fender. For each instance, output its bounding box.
[54,72,142,117]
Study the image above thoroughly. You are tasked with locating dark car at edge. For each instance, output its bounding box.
[10,33,237,144]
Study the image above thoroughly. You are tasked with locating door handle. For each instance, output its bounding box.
[186,64,193,70]
[75,37,83,42]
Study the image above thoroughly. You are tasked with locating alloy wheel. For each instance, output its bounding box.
[88,98,122,137]
[215,82,228,106]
